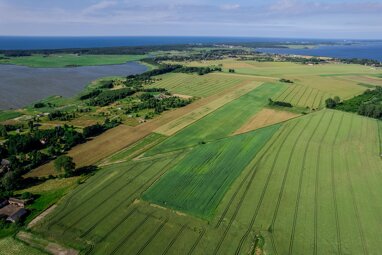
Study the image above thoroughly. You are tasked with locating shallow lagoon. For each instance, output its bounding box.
[0,62,147,110]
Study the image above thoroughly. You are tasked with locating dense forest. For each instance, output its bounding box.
[327,87,382,119]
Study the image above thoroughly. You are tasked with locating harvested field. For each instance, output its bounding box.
[233,108,300,135]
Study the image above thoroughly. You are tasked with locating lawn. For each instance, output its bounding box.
[0,54,146,68]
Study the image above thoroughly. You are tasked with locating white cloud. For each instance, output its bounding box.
[220,4,240,10]
[83,1,117,14]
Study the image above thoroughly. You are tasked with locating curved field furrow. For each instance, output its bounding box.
[289,86,307,106]
[161,224,187,255]
[344,117,369,255]
[274,86,290,100]
[187,228,206,255]
[330,113,345,255]
[81,208,137,240]
[268,114,316,255]
[313,111,335,255]
[232,119,304,255]
[61,161,157,234]
[280,85,299,101]
[47,162,138,230]
[294,86,309,106]
[109,214,152,255]
[75,154,184,239]
[214,124,287,228]
[288,111,329,255]
[135,218,169,255]
[210,123,293,254]
[301,87,314,107]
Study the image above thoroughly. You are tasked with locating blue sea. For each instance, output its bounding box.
[258,41,382,62]
[0,36,381,61]
[0,36,292,50]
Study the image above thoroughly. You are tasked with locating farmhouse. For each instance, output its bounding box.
[8,197,27,207]
[0,198,8,208]
[0,198,28,223]
[7,208,28,223]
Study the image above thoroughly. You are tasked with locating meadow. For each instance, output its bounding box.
[0,54,146,67]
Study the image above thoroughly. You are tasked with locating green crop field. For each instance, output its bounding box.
[146,82,284,155]
[149,73,247,97]
[210,110,382,255]
[33,109,382,255]
[143,124,280,219]
[27,57,382,255]
[0,54,146,68]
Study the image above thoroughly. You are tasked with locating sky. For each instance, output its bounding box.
[0,0,382,39]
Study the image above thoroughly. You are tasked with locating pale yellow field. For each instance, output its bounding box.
[339,75,382,86]
[169,59,381,77]
[233,108,300,135]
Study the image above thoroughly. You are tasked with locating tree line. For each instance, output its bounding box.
[326,87,382,119]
